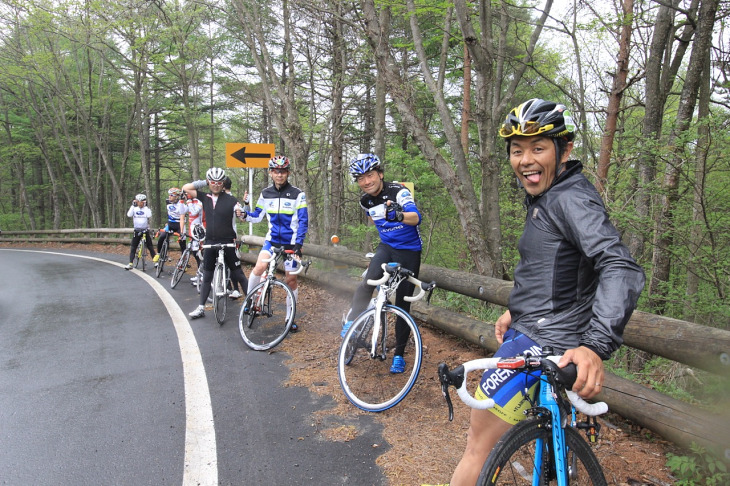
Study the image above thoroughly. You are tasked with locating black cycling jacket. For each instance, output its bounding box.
[509,160,645,359]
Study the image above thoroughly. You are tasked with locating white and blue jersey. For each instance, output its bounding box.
[165,201,186,223]
[360,182,422,251]
[246,182,308,247]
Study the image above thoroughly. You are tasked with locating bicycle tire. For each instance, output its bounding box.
[170,248,190,288]
[134,242,142,269]
[195,266,202,293]
[213,264,227,325]
[337,305,422,412]
[139,241,147,271]
[343,314,374,366]
[238,280,295,351]
[477,417,607,486]
[156,238,168,278]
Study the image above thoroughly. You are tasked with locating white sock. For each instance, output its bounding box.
[286,288,298,320]
[247,273,262,294]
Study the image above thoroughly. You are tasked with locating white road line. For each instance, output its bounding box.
[1,250,217,485]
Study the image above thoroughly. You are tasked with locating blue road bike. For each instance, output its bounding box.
[438,349,608,485]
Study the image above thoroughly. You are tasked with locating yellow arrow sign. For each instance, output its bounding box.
[226,143,275,168]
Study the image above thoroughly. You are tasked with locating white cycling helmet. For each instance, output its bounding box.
[206,167,226,182]
[135,194,147,202]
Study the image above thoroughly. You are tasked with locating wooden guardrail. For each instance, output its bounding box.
[0,228,134,245]
[238,235,730,462]
[2,229,729,460]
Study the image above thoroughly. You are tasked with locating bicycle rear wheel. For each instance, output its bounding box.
[238,280,295,351]
[170,249,190,288]
[337,305,422,412]
[156,238,168,277]
[478,417,606,485]
[213,265,228,325]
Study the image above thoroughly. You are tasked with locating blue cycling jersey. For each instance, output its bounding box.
[360,181,422,251]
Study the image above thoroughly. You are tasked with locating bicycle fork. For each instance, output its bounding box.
[369,290,389,360]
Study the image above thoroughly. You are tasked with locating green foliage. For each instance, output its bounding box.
[431,289,506,324]
[666,443,729,486]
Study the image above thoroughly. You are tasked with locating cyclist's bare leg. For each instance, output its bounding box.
[284,272,297,291]
[450,408,511,486]
[247,250,271,293]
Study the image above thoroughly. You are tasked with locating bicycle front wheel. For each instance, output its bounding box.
[134,243,142,269]
[238,280,295,351]
[337,305,422,412]
[156,239,168,277]
[478,417,607,485]
[213,265,227,325]
[170,249,190,288]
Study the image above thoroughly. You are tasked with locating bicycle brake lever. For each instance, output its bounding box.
[425,283,436,305]
[438,366,455,421]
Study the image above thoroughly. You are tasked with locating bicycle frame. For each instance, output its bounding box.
[201,243,236,293]
[252,247,305,311]
[364,263,431,360]
[366,265,402,360]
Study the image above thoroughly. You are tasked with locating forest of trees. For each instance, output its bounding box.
[0,0,728,330]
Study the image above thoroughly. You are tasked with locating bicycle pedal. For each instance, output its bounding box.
[577,418,601,443]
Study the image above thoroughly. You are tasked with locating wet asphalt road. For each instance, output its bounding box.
[0,248,386,485]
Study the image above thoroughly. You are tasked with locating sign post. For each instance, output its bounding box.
[226,143,275,237]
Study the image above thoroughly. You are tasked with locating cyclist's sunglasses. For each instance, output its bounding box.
[208,179,224,186]
[270,168,289,174]
[499,121,555,138]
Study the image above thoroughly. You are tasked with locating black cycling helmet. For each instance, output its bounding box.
[499,99,576,142]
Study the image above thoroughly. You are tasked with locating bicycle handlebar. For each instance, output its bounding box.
[288,257,310,275]
[202,243,237,250]
[261,247,310,275]
[367,271,390,286]
[366,263,437,303]
[438,355,608,421]
[405,278,437,302]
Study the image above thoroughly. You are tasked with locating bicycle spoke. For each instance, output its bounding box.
[238,281,294,350]
[338,306,422,412]
[213,266,227,324]
[478,420,606,485]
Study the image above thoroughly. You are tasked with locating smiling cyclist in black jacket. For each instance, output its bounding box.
[449,99,645,486]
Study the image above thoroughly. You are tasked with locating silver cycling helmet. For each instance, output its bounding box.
[206,167,226,182]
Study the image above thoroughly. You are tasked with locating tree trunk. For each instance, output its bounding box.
[596,0,633,196]
[686,51,711,321]
[461,44,471,155]
[649,0,720,314]
[627,0,697,262]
